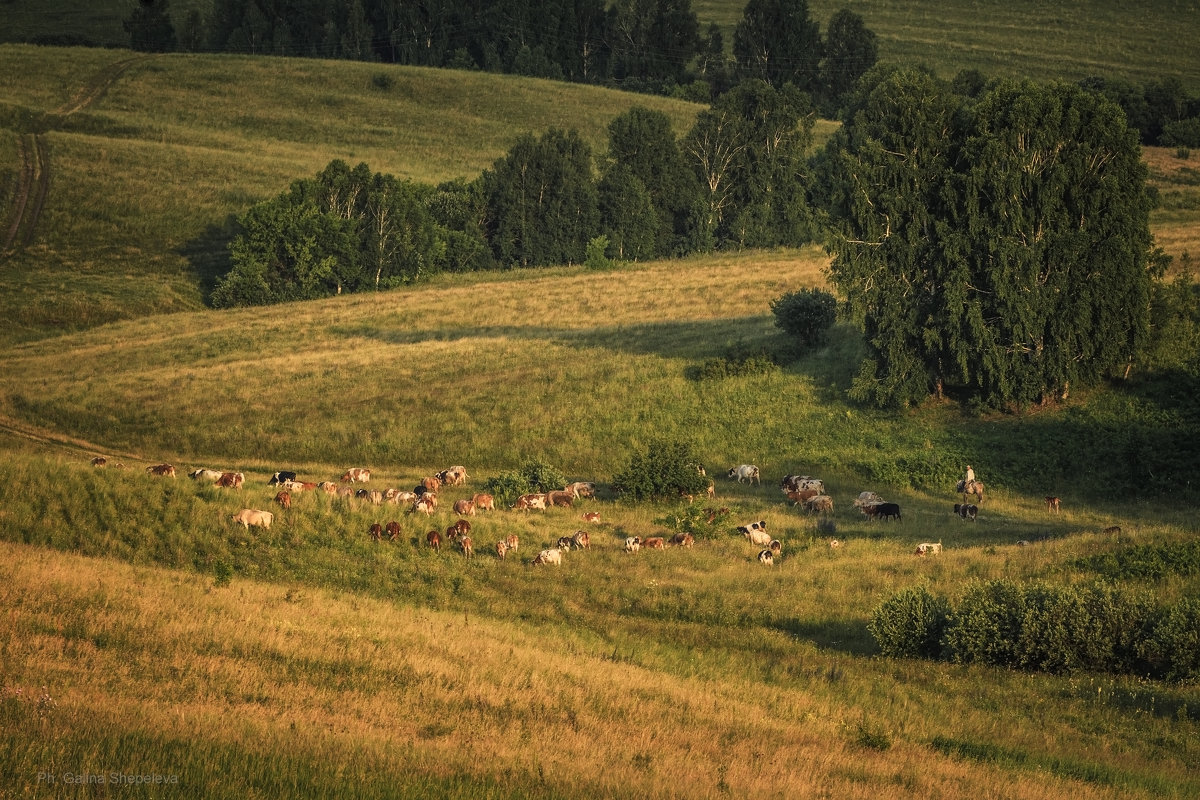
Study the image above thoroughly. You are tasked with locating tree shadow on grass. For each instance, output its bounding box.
[179,215,239,303]
[774,616,877,657]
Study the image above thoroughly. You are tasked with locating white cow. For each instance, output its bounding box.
[728,464,760,484]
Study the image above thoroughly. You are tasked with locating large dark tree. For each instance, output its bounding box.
[607,0,702,86]
[819,69,1156,409]
[819,8,877,111]
[483,129,599,268]
[125,0,177,52]
[732,0,822,95]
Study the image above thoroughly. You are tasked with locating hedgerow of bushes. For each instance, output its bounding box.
[869,579,1200,681]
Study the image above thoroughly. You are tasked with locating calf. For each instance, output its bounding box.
[273,490,291,510]
[758,549,774,565]
[953,503,978,521]
[425,530,441,552]
[546,490,575,508]
[786,488,819,506]
[582,511,601,523]
[453,498,476,516]
[624,536,642,553]
[472,493,495,511]
[495,540,509,559]
[460,536,474,559]
[571,530,591,550]
[769,539,782,556]
[1045,496,1061,513]
[147,463,176,478]
[369,523,383,541]
[91,456,108,467]
[914,542,942,556]
[670,532,694,548]
[557,535,576,551]
[505,533,520,552]
[385,521,402,541]
[642,536,666,550]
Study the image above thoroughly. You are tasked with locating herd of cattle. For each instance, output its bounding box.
[99,454,1002,566]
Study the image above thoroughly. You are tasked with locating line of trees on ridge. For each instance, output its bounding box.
[212,65,1200,412]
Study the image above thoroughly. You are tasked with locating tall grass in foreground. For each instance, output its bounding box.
[3,540,1197,799]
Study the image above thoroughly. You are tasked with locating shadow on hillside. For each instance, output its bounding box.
[775,617,876,657]
[179,215,239,304]
[332,315,785,362]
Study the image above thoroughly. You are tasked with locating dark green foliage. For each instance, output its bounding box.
[483,129,598,268]
[868,584,950,659]
[480,459,568,507]
[124,0,177,53]
[771,288,837,349]
[607,0,702,87]
[733,0,822,95]
[1073,540,1200,581]
[819,9,878,113]
[822,70,1155,409]
[597,166,657,261]
[1162,117,1200,147]
[212,160,447,307]
[1141,599,1200,681]
[943,580,1027,667]
[692,352,779,381]
[612,438,711,501]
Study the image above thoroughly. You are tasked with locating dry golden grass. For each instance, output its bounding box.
[3,538,1172,800]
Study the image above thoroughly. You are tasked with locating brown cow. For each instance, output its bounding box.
[582,511,601,523]
[341,468,371,483]
[426,530,441,552]
[642,536,666,550]
[91,456,108,467]
[472,493,495,511]
[215,471,245,489]
[273,490,291,510]
[147,464,176,478]
[546,490,575,508]
[385,521,402,541]
[452,498,476,516]
[670,532,694,547]
[369,523,383,541]
[460,536,474,559]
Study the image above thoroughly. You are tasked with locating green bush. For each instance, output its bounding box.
[480,458,568,506]
[770,288,837,349]
[653,504,729,540]
[612,438,711,502]
[943,579,1026,667]
[1141,598,1200,681]
[868,584,950,659]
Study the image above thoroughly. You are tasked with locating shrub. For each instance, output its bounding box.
[692,351,779,381]
[480,459,568,506]
[654,504,729,540]
[585,235,614,269]
[868,584,950,659]
[612,438,711,502]
[943,579,1026,667]
[1141,598,1200,681]
[770,288,837,349]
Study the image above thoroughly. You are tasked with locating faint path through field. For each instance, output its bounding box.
[0,410,139,464]
[1,55,154,262]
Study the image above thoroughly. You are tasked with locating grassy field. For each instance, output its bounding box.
[1,6,1198,798]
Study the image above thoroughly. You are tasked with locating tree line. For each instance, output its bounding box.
[212,65,1200,412]
[126,0,878,111]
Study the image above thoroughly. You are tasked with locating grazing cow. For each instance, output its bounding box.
[505,533,520,552]
[642,536,666,550]
[915,542,942,556]
[91,456,107,467]
[453,498,476,516]
[337,486,355,498]
[624,536,642,553]
[728,464,761,485]
[786,488,819,506]
[147,464,176,478]
[411,493,438,515]
[1016,540,1032,547]
[231,509,273,529]
[670,532,694,548]
[532,548,563,566]
[421,476,442,492]
[546,490,575,508]
[341,468,371,483]
[571,530,591,550]
[385,521,401,541]
[781,475,824,494]
[828,539,843,549]
[743,528,772,546]
[736,520,767,536]
[425,530,441,552]
[582,511,601,524]
[472,493,495,512]
[365,490,384,505]
[1045,496,1061,513]
[388,490,417,506]
[758,549,774,565]
[804,495,834,514]
[369,523,383,541]
[853,491,884,508]
[565,481,596,499]
[865,501,900,521]
[495,540,509,559]
[769,539,782,556]
[189,468,223,482]
[1103,525,1121,535]
[274,490,291,510]
[557,535,576,551]
[319,481,339,495]
[460,536,473,558]
[436,466,468,486]
[215,471,244,489]
[447,519,471,541]
[268,471,298,486]
[953,503,978,521]
[512,493,548,511]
